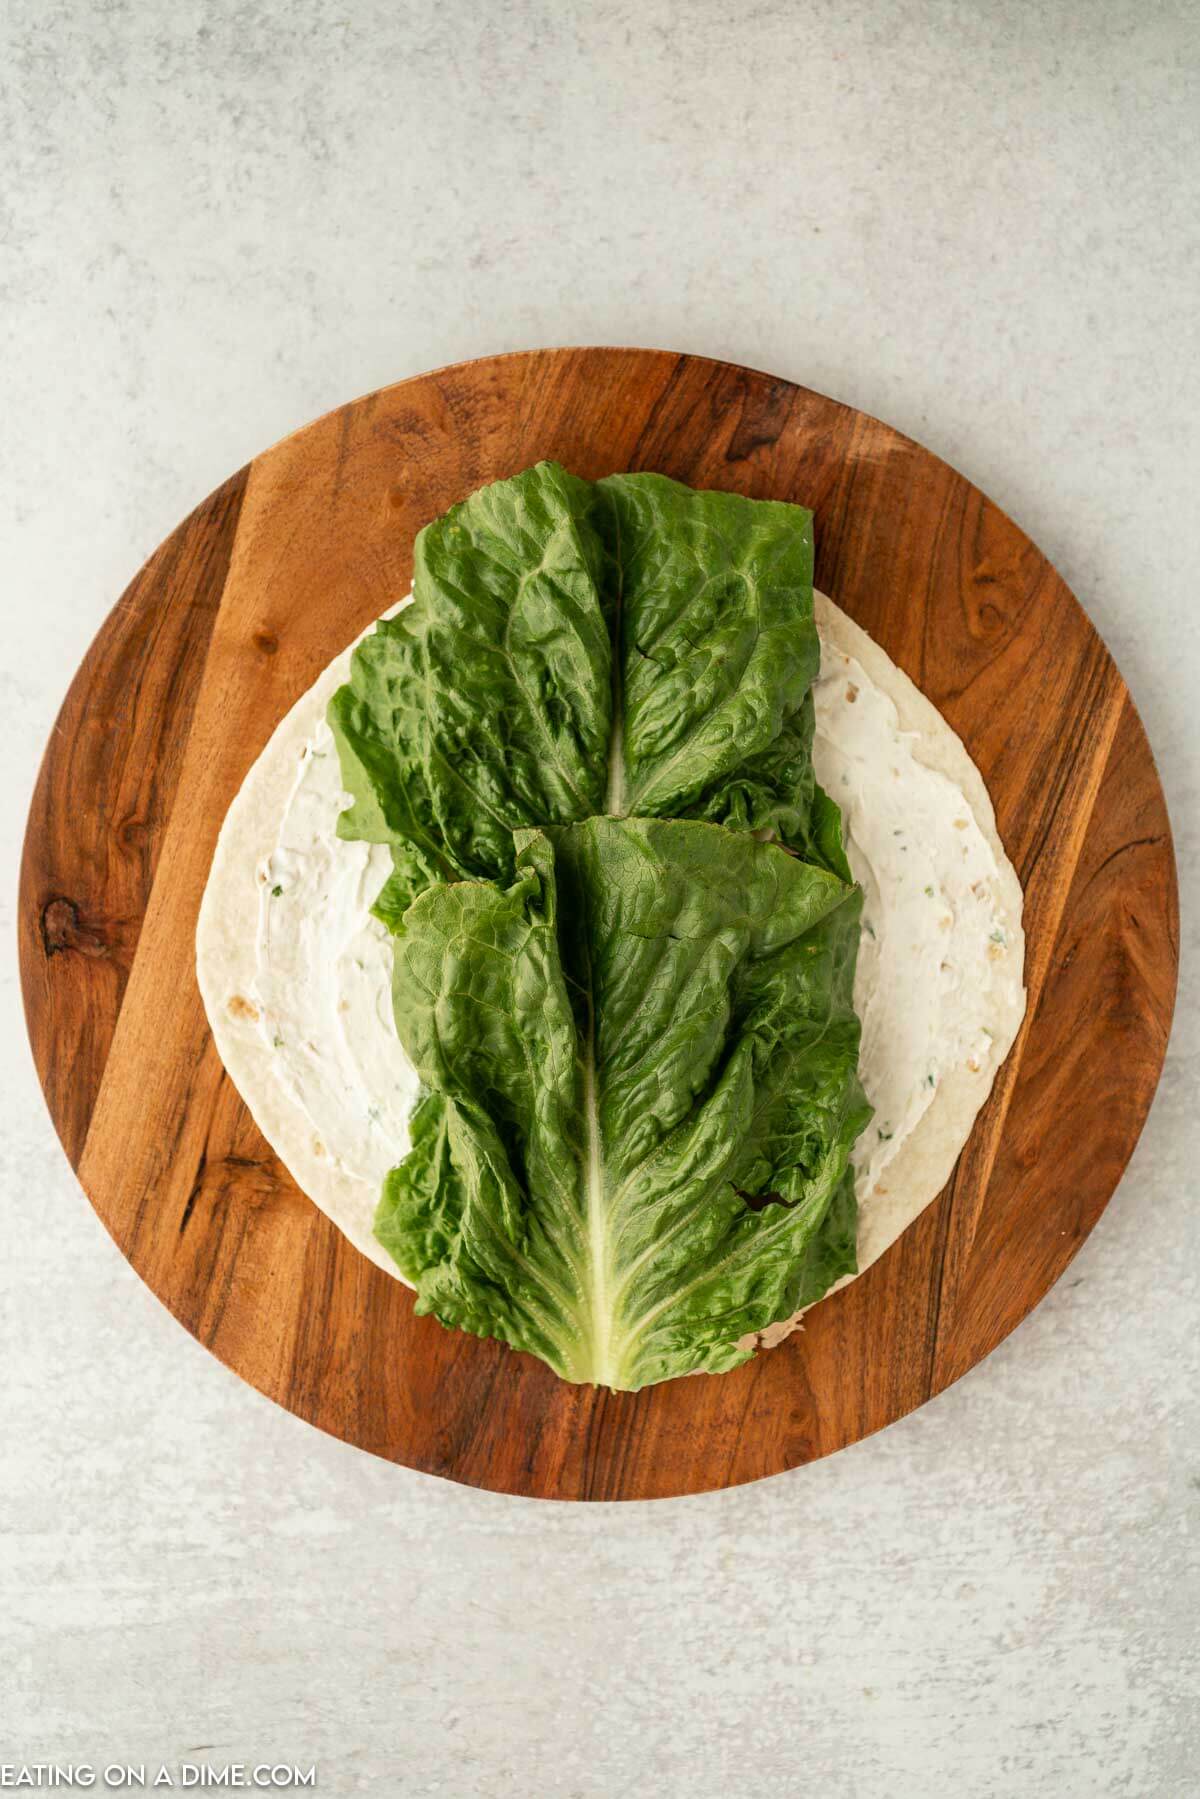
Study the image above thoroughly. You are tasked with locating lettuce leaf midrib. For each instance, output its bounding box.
[578,968,617,1384]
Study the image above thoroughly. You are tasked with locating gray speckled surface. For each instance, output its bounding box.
[2,2,1197,1792]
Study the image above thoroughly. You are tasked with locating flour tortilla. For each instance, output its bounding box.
[196,628,399,1276]
[749,595,1026,1346]
[197,593,1026,1315]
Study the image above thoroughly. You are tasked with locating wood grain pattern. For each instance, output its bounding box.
[18,349,1178,1500]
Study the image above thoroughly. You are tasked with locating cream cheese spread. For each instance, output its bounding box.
[812,633,1012,1200]
[251,721,417,1189]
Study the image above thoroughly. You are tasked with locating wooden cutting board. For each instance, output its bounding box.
[18,348,1178,1499]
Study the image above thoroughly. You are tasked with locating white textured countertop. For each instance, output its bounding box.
[2,3,1196,1792]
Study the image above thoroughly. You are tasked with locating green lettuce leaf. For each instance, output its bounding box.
[375,818,869,1390]
[328,461,611,920]
[593,472,818,823]
[329,463,831,915]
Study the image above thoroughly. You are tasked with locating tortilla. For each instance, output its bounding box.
[197,627,400,1276]
[197,593,1026,1311]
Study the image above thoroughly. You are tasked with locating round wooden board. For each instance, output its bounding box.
[20,348,1178,1500]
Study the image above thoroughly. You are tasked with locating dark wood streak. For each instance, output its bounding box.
[179,1150,208,1236]
[1079,832,1167,892]
[17,351,1177,1500]
[725,375,793,463]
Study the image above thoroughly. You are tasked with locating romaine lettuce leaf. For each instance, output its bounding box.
[375,818,868,1390]
[593,472,818,823]
[331,463,869,1384]
[329,462,830,917]
[329,461,611,922]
